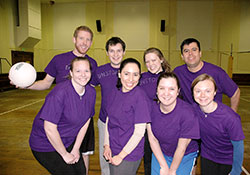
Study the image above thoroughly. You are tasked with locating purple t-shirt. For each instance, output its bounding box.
[29,80,96,152]
[194,102,245,165]
[106,86,151,161]
[91,63,119,123]
[45,51,97,84]
[173,61,238,104]
[151,98,200,157]
[140,72,160,101]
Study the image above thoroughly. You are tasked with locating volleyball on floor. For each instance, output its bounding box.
[9,62,37,88]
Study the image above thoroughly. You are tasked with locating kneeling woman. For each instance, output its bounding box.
[191,74,244,175]
[103,58,151,175]
[29,57,96,175]
[147,72,200,175]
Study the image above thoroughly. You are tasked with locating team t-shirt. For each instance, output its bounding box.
[45,51,97,84]
[151,98,200,157]
[91,63,119,122]
[29,80,96,152]
[193,102,245,165]
[174,61,238,104]
[106,86,151,161]
[140,71,161,101]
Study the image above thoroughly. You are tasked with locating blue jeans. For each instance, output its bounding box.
[151,151,198,175]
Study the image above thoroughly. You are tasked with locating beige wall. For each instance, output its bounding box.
[0,0,15,73]
[0,0,249,74]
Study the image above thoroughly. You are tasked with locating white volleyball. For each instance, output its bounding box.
[9,62,37,88]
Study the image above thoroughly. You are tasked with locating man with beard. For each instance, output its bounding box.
[28,25,97,89]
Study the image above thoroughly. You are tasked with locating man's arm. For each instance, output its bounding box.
[230,88,240,112]
[28,74,55,90]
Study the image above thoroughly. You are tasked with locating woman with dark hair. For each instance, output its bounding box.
[140,47,171,175]
[191,73,244,175]
[103,58,151,175]
[29,57,96,175]
[147,72,199,175]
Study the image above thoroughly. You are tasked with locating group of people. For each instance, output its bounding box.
[12,25,245,175]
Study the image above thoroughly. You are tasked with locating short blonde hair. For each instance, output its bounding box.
[73,26,93,40]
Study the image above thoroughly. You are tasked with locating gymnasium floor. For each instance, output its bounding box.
[0,85,249,175]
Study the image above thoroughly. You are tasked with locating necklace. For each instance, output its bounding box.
[204,113,208,118]
[201,101,217,118]
[79,89,85,100]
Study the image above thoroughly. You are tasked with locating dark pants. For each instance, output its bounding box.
[80,117,95,153]
[143,131,152,175]
[201,157,232,175]
[32,142,86,175]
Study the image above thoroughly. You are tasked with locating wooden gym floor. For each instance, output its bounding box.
[0,85,249,175]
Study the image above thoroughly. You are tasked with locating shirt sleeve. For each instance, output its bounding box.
[39,94,64,124]
[218,68,238,98]
[90,68,100,86]
[44,55,57,78]
[226,114,245,141]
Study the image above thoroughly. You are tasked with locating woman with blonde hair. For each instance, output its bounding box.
[191,73,244,175]
[140,47,171,174]
[29,57,96,175]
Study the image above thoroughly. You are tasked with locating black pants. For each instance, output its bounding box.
[143,131,152,175]
[80,117,95,153]
[201,157,232,175]
[32,142,86,175]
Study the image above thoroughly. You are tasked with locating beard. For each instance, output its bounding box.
[74,44,89,56]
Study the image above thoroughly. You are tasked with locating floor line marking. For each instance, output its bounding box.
[242,166,250,175]
[0,99,44,116]
[240,97,250,103]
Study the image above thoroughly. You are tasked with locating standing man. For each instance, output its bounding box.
[91,37,126,175]
[28,25,97,90]
[21,26,97,175]
[174,38,240,112]
[174,38,241,175]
